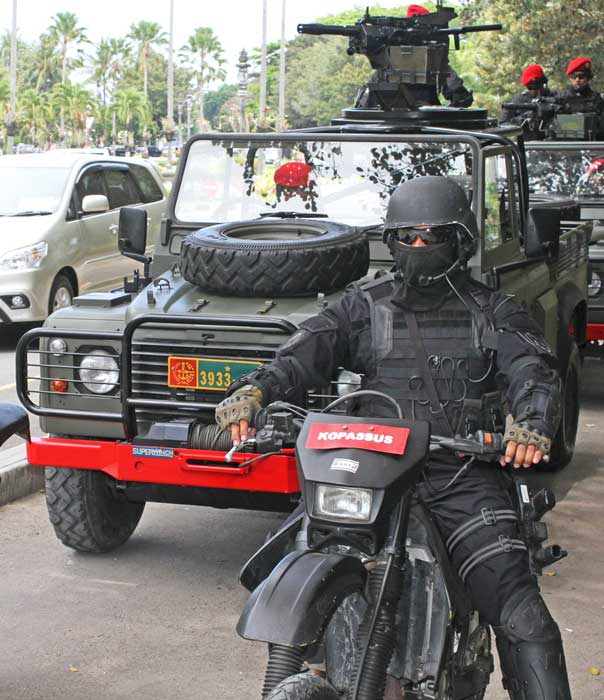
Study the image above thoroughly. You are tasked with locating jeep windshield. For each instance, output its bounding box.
[174,136,475,227]
[0,165,70,216]
[526,144,604,199]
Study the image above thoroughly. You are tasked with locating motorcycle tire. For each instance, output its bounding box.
[180,218,369,297]
[45,467,145,553]
[263,673,339,700]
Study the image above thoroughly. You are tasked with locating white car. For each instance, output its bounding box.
[0,152,166,325]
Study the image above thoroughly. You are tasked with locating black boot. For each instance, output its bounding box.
[494,588,572,699]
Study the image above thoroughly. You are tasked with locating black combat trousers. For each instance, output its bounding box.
[417,460,537,625]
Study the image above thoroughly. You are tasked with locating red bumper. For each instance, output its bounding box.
[26,437,300,494]
[587,323,604,341]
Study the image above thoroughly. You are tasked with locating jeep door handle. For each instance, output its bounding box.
[109,224,119,234]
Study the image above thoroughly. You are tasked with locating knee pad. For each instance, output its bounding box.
[498,587,560,645]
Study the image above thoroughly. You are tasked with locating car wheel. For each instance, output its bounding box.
[48,274,75,315]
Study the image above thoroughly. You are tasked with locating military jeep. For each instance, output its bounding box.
[525,140,604,355]
[13,118,588,553]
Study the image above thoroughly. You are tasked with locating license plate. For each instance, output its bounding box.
[167,357,261,391]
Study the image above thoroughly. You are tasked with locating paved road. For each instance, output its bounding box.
[0,358,603,699]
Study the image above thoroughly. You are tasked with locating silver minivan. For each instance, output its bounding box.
[0,152,166,325]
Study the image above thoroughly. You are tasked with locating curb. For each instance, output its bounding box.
[0,445,44,506]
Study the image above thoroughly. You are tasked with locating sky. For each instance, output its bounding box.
[0,0,404,81]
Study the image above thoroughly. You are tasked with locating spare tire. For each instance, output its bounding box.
[180,218,369,297]
[529,193,580,221]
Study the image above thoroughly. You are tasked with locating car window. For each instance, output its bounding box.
[130,164,164,203]
[76,169,107,202]
[103,168,142,209]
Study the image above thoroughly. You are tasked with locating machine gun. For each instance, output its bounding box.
[502,96,601,141]
[298,2,501,112]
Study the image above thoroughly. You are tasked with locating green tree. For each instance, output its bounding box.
[18,88,52,146]
[49,12,88,137]
[180,27,226,130]
[128,21,167,97]
[112,86,151,145]
[205,83,237,128]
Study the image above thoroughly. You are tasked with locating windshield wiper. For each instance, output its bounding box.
[11,210,53,217]
[259,211,328,219]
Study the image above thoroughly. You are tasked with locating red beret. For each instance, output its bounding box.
[521,64,546,86]
[406,4,430,16]
[587,158,604,175]
[274,162,312,188]
[566,57,592,76]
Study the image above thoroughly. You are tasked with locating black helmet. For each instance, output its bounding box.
[383,175,478,258]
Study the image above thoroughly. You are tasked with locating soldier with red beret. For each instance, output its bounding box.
[559,57,604,137]
[501,64,556,134]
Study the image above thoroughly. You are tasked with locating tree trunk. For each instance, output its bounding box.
[60,42,67,139]
[198,51,206,131]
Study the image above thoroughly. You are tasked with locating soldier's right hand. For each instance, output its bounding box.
[215,384,263,446]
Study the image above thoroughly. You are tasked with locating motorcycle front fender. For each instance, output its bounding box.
[0,403,29,448]
[237,549,367,647]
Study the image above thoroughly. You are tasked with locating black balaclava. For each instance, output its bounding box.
[382,176,478,308]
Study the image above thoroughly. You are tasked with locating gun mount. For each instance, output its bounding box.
[502,96,601,141]
[298,1,500,126]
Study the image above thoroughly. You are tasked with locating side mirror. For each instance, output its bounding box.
[0,403,30,448]
[81,194,109,214]
[525,207,561,259]
[118,207,148,262]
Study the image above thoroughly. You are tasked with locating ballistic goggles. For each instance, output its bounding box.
[388,224,458,245]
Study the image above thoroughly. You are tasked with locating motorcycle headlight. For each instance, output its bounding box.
[588,267,602,297]
[336,369,362,397]
[314,485,372,522]
[77,349,119,394]
[0,241,48,270]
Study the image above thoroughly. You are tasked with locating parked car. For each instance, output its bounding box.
[0,151,166,326]
[146,145,163,158]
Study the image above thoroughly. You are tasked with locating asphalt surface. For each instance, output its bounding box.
[0,348,603,699]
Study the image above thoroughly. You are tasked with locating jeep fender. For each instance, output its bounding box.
[557,280,587,353]
[236,550,367,646]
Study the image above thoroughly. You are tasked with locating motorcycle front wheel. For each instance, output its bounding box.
[264,673,339,700]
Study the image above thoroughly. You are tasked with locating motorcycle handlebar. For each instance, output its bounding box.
[431,431,505,461]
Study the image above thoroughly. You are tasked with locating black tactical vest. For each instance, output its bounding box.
[360,277,504,437]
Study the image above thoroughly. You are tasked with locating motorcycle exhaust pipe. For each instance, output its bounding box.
[534,544,568,567]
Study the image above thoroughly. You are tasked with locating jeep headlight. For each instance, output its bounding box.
[0,241,48,270]
[314,485,372,521]
[588,266,602,297]
[78,349,119,394]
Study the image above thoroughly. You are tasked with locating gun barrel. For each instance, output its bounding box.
[448,23,503,34]
[502,102,540,112]
[297,23,358,37]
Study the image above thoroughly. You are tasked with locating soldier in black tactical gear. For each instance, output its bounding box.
[501,64,556,125]
[216,176,572,700]
[559,56,604,138]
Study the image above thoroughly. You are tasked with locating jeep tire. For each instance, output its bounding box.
[180,219,369,297]
[547,339,580,470]
[45,467,144,552]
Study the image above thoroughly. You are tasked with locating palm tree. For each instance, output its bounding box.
[180,27,226,130]
[112,86,151,146]
[27,33,62,92]
[18,88,52,146]
[128,21,167,97]
[49,12,88,138]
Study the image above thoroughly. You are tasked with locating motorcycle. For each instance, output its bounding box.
[0,402,30,451]
[236,391,566,700]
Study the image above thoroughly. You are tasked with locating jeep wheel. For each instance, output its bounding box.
[547,340,580,470]
[45,467,144,552]
[180,218,369,297]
